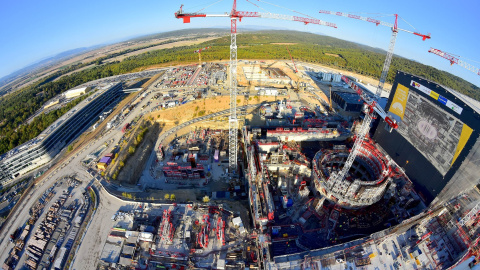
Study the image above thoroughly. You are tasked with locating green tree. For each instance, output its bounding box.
[164,194,170,200]
[170,194,176,201]
[128,146,135,155]
[202,196,210,203]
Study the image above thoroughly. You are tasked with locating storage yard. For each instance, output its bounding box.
[2,176,92,270]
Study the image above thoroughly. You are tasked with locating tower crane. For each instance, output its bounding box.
[194,46,211,67]
[428,48,480,76]
[175,1,337,173]
[317,10,430,184]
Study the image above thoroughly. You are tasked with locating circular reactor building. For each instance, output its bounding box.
[312,139,394,209]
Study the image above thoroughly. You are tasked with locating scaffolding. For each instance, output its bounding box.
[216,217,225,246]
[197,214,210,248]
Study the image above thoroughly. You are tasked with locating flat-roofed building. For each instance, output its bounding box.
[0,83,122,186]
[64,86,91,99]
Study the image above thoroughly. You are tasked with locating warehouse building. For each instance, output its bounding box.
[0,83,123,186]
[64,86,91,99]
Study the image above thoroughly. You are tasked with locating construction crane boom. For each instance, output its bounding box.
[318,11,430,40]
[194,46,211,66]
[176,1,337,174]
[428,48,480,76]
[318,10,429,184]
[176,9,337,28]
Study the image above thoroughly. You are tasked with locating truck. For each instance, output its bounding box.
[122,123,130,133]
[10,227,22,242]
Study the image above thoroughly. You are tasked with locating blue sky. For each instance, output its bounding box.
[0,0,479,87]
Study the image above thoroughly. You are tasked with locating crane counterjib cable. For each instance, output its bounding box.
[256,0,317,19]
[193,0,226,14]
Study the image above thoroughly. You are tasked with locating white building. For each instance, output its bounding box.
[64,86,91,99]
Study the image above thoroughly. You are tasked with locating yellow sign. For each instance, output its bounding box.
[429,90,439,100]
[451,124,473,166]
[389,83,409,120]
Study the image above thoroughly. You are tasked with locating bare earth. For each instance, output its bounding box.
[103,37,219,63]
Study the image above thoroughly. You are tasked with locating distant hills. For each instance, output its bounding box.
[1,28,478,100]
[0,46,101,90]
[128,28,231,42]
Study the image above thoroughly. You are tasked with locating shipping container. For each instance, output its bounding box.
[99,156,112,165]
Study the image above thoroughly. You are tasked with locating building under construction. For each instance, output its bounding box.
[312,139,414,209]
[243,115,425,262]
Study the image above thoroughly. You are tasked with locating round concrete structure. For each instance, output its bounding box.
[312,140,393,209]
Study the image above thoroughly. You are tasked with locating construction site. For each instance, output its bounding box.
[152,129,231,188]
[99,203,256,269]
[2,0,479,269]
[65,56,478,269]
[2,176,92,270]
[169,2,479,268]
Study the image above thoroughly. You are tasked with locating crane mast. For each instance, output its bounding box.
[318,10,429,183]
[229,17,238,173]
[377,25,398,97]
[175,1,337,174]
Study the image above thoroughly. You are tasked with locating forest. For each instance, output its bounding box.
[0,30,478,156]
[0,94,87,155]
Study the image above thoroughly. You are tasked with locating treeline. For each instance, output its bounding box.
[0,94,87,155]
[0,30,478,156]
[0,35,214,137]
[93,35,214,65]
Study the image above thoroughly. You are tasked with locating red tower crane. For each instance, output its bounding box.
[317,10,430,184]
[175,1,337,173]
[428,48,480,76]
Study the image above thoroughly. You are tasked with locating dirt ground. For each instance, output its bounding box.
[103,37,219,63]
[299,90,329,107]
[148,95,282,131]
